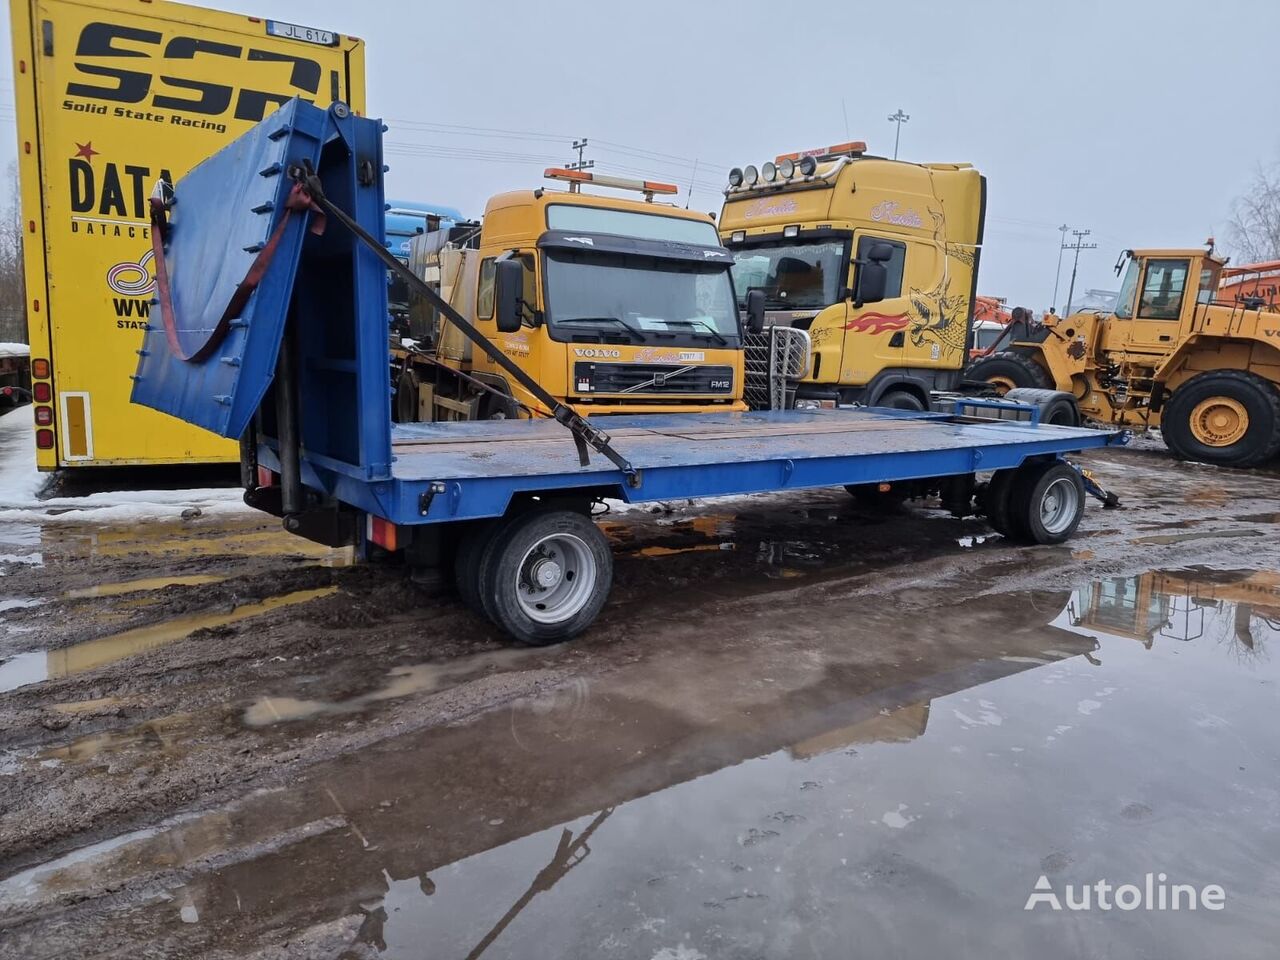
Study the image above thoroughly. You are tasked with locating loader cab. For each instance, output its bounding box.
[1111,249,1225,353]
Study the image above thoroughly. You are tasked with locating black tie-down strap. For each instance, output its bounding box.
[287,162,640,487]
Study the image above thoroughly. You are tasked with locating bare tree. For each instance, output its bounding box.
[0,162,27,344]
[1226,162,1280,265]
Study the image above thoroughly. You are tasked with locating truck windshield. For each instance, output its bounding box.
[544,250,740,342]
[730,239,848,310]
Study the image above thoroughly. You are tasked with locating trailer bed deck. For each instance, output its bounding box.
[351,408,1122,525]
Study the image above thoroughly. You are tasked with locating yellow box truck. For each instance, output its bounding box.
[10,0,365,469]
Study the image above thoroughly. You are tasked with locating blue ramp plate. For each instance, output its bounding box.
[131,99,332,439]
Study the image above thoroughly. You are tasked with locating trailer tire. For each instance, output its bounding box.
[981,468,1021,539]
[964,351,1053,394]
[1008,460,1085,545]
[1004,387,1080,426]
[480,509,613,646]
[454,520,499,614]
[1162,370,1280,468]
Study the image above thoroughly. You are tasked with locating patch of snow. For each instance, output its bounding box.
[879,804,918,829]
[0,342,30,359]
[1077,699,1102,716]
[0,409,249,523]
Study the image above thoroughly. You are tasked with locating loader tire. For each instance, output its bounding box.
[1162,370,1280,468]
[965,351,1053,394]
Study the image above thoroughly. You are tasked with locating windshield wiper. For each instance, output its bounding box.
[558,316,672,342]
[665,318,728,345]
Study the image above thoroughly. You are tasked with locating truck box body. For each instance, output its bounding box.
[10,0,364,468]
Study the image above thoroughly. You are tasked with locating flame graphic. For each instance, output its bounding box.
[842,312,910,334]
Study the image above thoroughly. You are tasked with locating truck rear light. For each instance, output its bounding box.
[32,382,50,403]
[34,406,52,426]
[256,465,276,488]
[32,359,49,378]
[367,515,398,551]
[35,428,54,449]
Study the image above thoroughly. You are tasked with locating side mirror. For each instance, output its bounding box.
[745,289,766,335]
[494,259,524,333]
[854,243,893,306]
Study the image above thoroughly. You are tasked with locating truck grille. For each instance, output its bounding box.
[572,362,734,396]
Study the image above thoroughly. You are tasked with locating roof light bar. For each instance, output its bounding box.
[774,140,867,164]
[544,167,678,199]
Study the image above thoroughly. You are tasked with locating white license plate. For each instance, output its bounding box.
[266,20,337,46]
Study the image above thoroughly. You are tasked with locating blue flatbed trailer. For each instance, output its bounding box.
[132,101,1124,644]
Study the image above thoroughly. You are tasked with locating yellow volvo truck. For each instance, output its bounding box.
[966,246,1280,468]
[719,141,986,411]
[10,0,365,469]
[395,168,754,422]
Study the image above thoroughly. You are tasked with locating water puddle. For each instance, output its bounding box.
[0,587,337,693]
[244,646,551,727]
[14,567,1280,960]
[1129,528,1263,546]
[66,574,227,599]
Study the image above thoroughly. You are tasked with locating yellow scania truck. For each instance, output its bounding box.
[10,0,365,469]
[719,141,985,411]
[395,167,753,422]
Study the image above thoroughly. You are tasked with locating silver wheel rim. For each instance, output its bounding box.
[515,533,596,624]
[1039,476,1080,535]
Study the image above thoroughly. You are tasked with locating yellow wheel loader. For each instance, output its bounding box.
[966,246,1280,468]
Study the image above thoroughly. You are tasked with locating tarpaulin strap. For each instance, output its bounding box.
[149,181,325,363]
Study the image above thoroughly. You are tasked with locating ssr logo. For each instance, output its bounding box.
[106,249,155,329]
[66,21,325,123]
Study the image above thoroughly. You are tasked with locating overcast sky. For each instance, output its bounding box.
[3,0,1278,309]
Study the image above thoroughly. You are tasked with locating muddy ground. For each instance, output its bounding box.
[2,435,1280,959]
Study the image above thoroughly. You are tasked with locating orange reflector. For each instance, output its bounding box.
[33,382,50,403]
[34,405,52,426]
[818,399,837,409]
[878,482,892,493]
[256,465,276,488]
[642,180,679,195]
[35,428,54,449]
[367,515,398,551]
[32,358,50,378]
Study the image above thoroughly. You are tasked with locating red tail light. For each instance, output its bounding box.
[35,428,54,449]
[34,406,52,425]
[32,382,51,403]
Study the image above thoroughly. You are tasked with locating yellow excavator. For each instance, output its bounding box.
[966,244,1280,467]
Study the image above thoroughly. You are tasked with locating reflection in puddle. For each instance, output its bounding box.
[0,587,337,693]
[1129,528,1263,546]
[245,646,552,727]
[40,712,194,762]
[66,574,227,599]
[13,566,1280,960]
[39,521,351,565]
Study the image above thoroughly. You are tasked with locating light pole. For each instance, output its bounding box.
[887,109,910,160]
[1063,229,1098,317]
[1051,223,1069,312]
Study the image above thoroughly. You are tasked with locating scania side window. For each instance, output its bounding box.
[1137,259,1189,320]
[855,236,906,299]
[477,258,496,319]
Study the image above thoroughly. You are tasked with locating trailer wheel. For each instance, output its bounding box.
[1008,461,1085,545]
[454,520,498,614]
[964,351,1053,394]
[981,468,1021,538]
[1161,370,1280,468]
[481,509,613,645]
